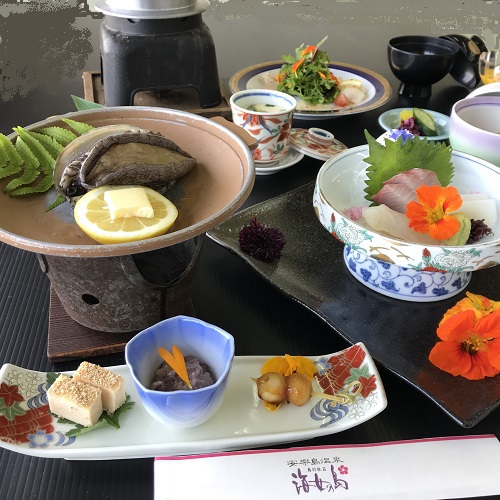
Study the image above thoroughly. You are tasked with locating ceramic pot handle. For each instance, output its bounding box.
[210,116,258,150]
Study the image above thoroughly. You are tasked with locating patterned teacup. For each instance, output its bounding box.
[230,89,297,164]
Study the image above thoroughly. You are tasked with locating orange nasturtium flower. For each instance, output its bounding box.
[428,295,500,380]
[441,292,500,323]
[405,184,463,240]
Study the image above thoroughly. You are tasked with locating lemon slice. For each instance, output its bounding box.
[74,185,178,244]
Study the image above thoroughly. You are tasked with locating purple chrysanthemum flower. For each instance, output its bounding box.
[238,218,286,262]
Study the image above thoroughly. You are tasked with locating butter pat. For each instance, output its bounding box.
[47,374,103,427]
[104,187,154,220]
[73,361,126,414]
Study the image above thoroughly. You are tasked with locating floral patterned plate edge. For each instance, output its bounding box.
[0,344,386,460]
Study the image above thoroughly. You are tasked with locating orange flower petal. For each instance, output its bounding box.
[474,310,500,339]
[487,339,500,370]
[158,345,192,389]
[261,356,290,375]
[261,355,317,379]
[436,310,476,341]
[406,185,463,240]
[427,214,460,240]
[429,341,472,376]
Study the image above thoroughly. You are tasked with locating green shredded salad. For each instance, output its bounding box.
[277,41,340,105]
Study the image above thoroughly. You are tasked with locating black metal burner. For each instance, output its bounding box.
[100,13,221,107]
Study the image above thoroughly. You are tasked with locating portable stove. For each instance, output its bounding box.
[95,0,221,107]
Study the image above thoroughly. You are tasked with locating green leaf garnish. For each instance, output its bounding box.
[53,395,135,437]
[36,126,78,146]
[61,118,94,136]
[71,95,105,111]
[0,119,92,201]
[46,372,135,437]
[363,130,454,204]
[45,194,67,211]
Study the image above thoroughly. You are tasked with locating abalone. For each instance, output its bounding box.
[54,124,196,204]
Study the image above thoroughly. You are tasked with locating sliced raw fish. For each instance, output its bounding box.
[382,168,441,189]
[372,183,418,213]
[372,168,442,213]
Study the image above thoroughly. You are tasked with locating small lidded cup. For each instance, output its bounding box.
[230,89,297,164]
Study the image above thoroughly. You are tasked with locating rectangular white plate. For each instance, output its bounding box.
[0,343,387,460]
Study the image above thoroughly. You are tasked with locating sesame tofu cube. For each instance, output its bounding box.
[73,362,126,414]
[47,374,103,427]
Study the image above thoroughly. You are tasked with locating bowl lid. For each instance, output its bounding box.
[440,34,487,89]
[289,128,347,161]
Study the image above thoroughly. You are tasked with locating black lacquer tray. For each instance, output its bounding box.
[208,182,500,428]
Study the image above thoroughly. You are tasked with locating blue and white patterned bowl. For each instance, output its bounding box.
[125,315,235,428]
[313,144,500,301]
[313,145,500,273]
[344,246,471,302]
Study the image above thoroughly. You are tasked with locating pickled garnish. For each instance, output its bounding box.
[158,345,192,389]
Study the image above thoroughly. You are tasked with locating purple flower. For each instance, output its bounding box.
[238,218,286,262]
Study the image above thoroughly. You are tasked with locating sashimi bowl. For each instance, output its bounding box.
[125,315,235,428]
[313,144,500,302]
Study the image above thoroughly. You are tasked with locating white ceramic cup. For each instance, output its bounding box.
[230,89,297,164]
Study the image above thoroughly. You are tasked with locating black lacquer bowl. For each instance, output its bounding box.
[388,35,459,98]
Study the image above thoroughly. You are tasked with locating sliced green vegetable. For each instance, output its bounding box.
[413,107,438,136]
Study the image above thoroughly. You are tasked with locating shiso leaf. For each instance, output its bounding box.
[61,117,94,135]
[363,130,454,204]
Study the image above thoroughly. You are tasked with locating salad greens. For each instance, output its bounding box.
[277,38,340,105]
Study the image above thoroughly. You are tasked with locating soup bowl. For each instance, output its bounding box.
[449,95,500,167]
[388,35,459,98]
